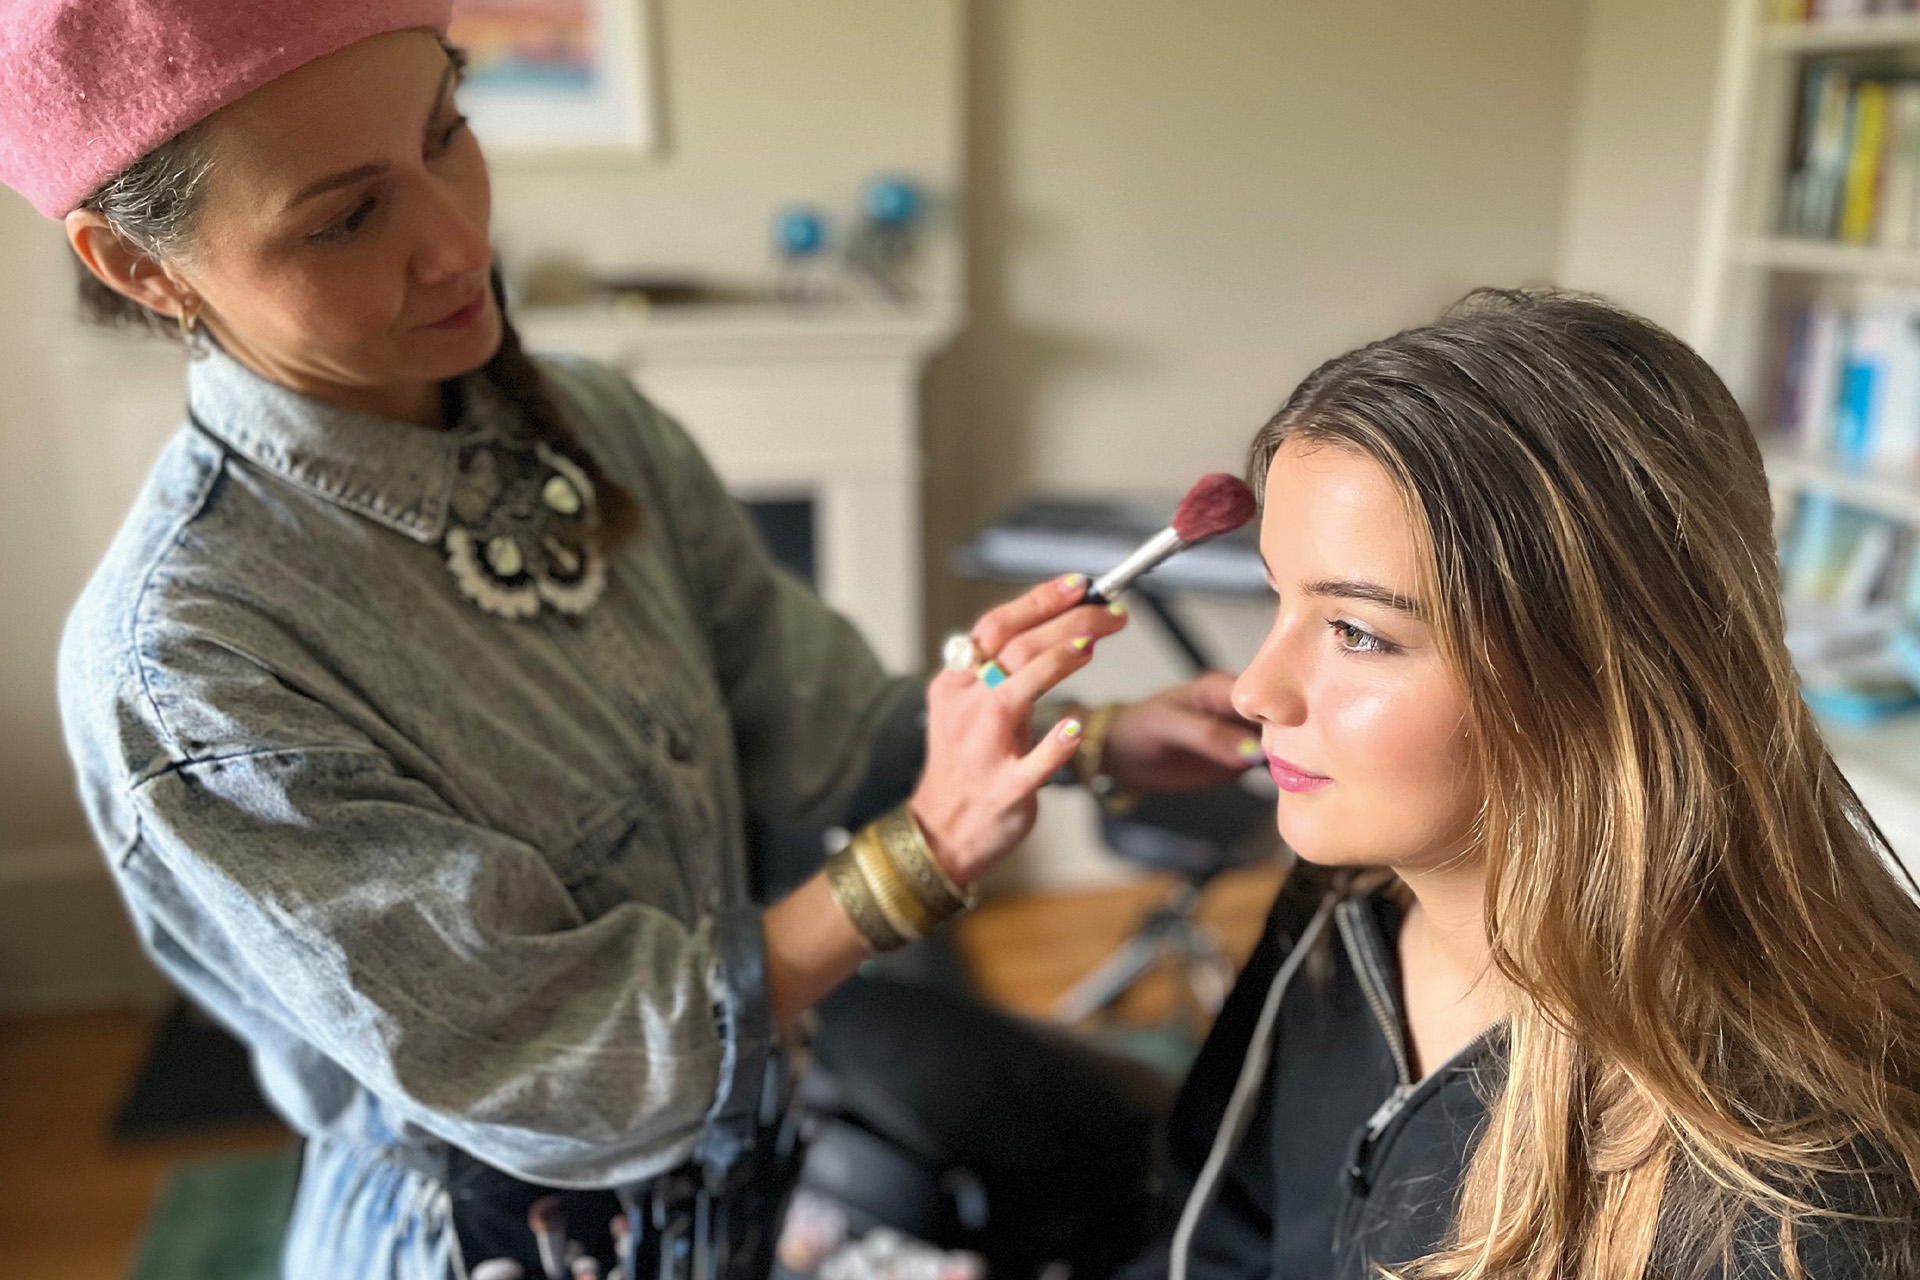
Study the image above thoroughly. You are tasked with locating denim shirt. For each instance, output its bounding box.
[58,346,923,1192]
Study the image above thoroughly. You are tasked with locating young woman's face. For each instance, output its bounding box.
[1232,436,1481,871]
[179,29,499,411]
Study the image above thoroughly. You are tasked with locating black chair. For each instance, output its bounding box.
[797,975,1171,1280]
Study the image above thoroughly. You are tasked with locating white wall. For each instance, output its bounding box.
[1556,0,1728,335]
[0,193,88,854]
[0,186,192,1012]
[489,0,964,301]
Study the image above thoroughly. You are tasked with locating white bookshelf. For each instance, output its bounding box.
[1758,12,1920,54]
[1693,0,1920,852]
[1763,444,1920,521]
[1731,233,1920,280]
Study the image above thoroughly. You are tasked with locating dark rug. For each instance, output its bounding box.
[111,999,279,1143]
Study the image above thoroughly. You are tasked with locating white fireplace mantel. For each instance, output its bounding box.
[519,302,960,673]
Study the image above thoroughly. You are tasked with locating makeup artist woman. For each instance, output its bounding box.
[9,3,1255,1276]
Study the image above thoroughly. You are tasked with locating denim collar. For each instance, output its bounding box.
[186,348,509,546]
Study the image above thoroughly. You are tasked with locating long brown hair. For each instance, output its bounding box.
[73,40,639,551]
[1248,288,1920,1278]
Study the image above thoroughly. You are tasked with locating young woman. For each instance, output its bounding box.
[1,3,1257,1276]
[1129,289,1920,1280]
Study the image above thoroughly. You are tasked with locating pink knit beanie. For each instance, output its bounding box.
[0,0,455,219]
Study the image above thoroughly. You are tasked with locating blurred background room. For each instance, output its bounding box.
[3,0,1918,1276]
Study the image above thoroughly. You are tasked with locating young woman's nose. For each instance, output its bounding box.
[1233,626,1308,730]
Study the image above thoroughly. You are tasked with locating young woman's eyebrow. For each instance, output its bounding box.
[1301,577,1426,619]
[1255,552,1423,618]
[281,63,459,213]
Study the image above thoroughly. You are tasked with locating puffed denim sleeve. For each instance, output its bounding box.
[125,739,746,1187]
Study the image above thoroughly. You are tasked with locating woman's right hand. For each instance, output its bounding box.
[765,575,1128,1030]
[910,574,1129,886]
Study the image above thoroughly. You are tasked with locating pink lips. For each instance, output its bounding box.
[1267,754,1332,794]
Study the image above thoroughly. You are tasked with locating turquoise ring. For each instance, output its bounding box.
[976,659,1010,688]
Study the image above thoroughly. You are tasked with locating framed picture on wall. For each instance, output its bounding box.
[448,0,660,157]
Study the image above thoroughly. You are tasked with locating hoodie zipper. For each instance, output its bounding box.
[1336,899,1413,1089]
[1331,898,1499,1251]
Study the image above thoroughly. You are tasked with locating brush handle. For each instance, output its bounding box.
[1086,527,1186,604]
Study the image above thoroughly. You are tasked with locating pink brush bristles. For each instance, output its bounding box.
[1171,473,1256,543]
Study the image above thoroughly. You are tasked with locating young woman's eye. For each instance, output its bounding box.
[308,197,377,246]
[1329,618,1398,655]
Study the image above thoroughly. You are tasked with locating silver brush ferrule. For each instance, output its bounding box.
[1087,527,1187,603]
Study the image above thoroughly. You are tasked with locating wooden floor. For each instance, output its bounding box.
[0,862,1284,1280]
[955,861,1286,1026]
[0,1007,295,1280]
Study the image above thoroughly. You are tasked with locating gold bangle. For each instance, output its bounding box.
[1072,703,1120,787]
[849,825,936,941]
[1073,703,1139,816]
[875,804,973,916]
[824,844,905,952]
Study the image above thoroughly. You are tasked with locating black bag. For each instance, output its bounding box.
[449,974,1168,1280]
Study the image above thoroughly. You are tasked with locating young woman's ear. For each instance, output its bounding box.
[63,210,195,320]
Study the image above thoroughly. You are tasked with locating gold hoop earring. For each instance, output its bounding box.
[176,301,208,356]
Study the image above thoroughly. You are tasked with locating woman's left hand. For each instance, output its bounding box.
[1101,671,1263,792]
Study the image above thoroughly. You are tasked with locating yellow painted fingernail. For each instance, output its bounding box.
[1071,635,1092,651]
[1108,600,1127,617]
[1061,573,1086,591]
[1058,718,1084,740]
[1237,738,1263,761]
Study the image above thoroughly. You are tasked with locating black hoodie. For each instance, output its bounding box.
[1120,864,1886,1280]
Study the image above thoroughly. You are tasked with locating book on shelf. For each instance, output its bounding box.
[1879,83,1920,243]
[1843,80,1889,242]
[1779,492,1920,723]
[1783,0,1920,21]
[1786,66,1852,236]
[1783,491,1900,600]
[1784,68,1920,247]
[1775,286,1920,469]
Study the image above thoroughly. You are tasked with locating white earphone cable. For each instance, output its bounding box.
[1168,891,1339,1280]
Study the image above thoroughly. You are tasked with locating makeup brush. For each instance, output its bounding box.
[613,1194,643,1280]
[1084,473,1257,604]
[529,1195,569,1280]
[607,1213,631,1280]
